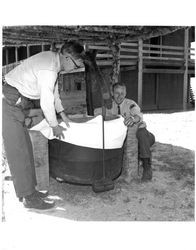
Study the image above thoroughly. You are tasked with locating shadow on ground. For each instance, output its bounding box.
[3,141,194,221]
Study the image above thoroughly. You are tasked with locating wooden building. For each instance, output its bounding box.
[2,26,195,113]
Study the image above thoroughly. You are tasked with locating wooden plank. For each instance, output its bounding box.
[96,53,112,58]
[142,49,184,56]
[121,42,138,46]
[120,48,138,53]
[88,45,109,51]
[143,68,185,74]
[96,60,137,66]
[120,55,138,59]
[143,43,184,50]
[183,28,189,110]
[138,39,143,108]
[143,56,184,61]
[188,52,195,56]
[97,54,138,59]
[120,61,138,66]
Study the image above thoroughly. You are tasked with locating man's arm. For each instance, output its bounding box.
[37,70,67,139]
[53,82,70,127]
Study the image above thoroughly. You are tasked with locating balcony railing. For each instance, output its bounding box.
[2,41,195,75]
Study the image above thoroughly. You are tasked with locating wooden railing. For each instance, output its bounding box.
[2,61,21,76]
[2,42,195,75]
[88,42,195,66]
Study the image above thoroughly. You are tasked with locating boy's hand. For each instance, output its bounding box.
[124,116,135,127]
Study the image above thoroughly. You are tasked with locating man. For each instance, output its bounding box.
[2,40,84,209]
[94,82,155,182]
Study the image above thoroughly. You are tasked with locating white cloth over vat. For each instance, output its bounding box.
[31,115,127,149]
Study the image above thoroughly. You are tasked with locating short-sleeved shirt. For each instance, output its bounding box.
[94,98,146,129]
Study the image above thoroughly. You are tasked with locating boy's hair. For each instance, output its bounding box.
[61,40,84,56]
[112,82,126,91]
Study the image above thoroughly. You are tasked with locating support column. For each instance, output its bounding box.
[5,47,9,65]
[138,39,143,108]
[108,41,121,86]
[15,47,18,62]
[183,27,189,110]
[27,45,30,58]
[41,43,45,52]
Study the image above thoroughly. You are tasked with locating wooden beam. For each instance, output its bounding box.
[183,28,189,110]
[15,47,18,62]
[143,68,185,74]
[5,48,9,65]
[41,43,45,52]
[155,73,159,109]
[27,45,30,58]
[143,56,184,61]
[138,39,143,108]
[143,43,184,51]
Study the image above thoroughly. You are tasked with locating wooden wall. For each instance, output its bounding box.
[158,74,184,110]
[121,70,184,111]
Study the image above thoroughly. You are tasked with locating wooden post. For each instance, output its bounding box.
[138,39,143,108]
[15,47,18,62]
[138,39,143,107]
[183,28,189,110]
[108,41,121,86]
[156,73,159,109]
[5,47,9,65]
[41,43,45,52]
[27,45,30,58]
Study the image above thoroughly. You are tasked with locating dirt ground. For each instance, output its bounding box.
[1,110,195,223]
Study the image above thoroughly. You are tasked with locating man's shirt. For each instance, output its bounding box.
[94,98,146,128]
[5,51,64,127]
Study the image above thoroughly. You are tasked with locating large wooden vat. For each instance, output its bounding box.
[48,116,125,185]
[49,139,124,184]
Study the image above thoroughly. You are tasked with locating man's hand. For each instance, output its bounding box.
[59,111,71,128]
[52,125,67,140]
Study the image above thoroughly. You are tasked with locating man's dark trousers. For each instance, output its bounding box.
[136,127,155,159]
[2,84,37,198]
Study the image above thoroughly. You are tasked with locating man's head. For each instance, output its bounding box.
[112,82,127,105]
[59,40,84,71]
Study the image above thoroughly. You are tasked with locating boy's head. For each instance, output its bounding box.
[112,82,127,105]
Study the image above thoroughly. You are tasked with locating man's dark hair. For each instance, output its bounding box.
[61,40,84,56]
[112,82,126,91]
